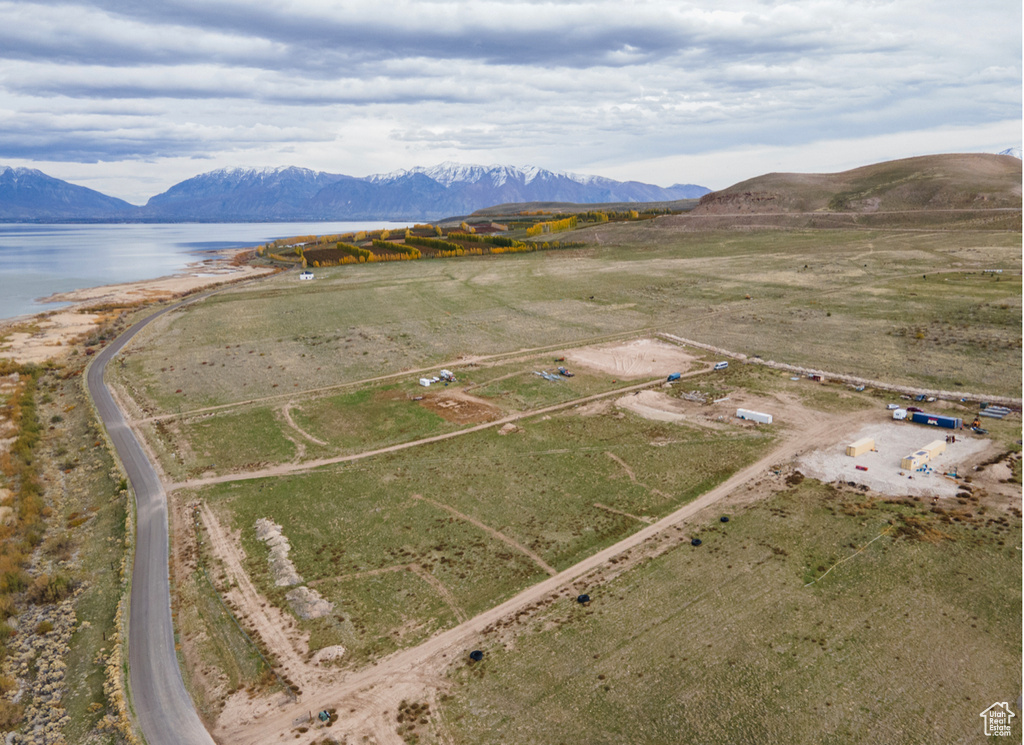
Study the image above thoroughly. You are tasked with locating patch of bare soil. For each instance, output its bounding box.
[576,399,613,417]
[959,449,1023,512]
[563,338,696,379]
[0,310,107,365]
[615,389,689,423]
[418,389,502,424]
[311,645,346,666]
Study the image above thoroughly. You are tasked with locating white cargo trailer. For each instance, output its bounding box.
[736,408,773,424]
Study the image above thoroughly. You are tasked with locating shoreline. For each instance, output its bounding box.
[0,248,276,365]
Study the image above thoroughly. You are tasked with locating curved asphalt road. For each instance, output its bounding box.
[87,299,216,745]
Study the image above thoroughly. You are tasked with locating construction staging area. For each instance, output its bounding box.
[797,422,990,498]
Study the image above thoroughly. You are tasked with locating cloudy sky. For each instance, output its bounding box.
[0,0,1019,203]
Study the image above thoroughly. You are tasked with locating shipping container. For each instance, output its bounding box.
[909,412,962,429]
[736,408,773,424]
[900,439,948,469]
[846,438,874,457]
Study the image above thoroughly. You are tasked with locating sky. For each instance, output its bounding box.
[0,0,1020,204]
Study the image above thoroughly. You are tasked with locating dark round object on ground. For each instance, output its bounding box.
[469,650,484,662]
[691,538,702,546]
[577,594,590,604]
[720,516,730,523]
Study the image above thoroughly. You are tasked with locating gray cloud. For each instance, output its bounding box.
[0,0,1018,198]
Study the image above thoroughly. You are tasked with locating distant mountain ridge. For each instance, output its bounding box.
[0,166,134,220]
[0,163,710,222]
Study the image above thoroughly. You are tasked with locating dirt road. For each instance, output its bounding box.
[167,365,713,492]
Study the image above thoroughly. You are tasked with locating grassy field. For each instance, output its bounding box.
[191,407,771,666]
[113,222,1021,419]
[106,210,1021,742]
[436,479,1022,745]
[137,366,664,479]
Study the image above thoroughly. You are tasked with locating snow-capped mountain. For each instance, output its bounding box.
[141,166,350,220]
[0,163,710,221]
[139,163,709,221]
[369,161,706,197]
[998,146,1021,159]
[0,166,134,220]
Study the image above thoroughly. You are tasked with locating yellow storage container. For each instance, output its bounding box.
[846,438,874,457]
[901,450,929,470]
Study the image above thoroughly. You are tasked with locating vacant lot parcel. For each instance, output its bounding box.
[109,203,1020,744]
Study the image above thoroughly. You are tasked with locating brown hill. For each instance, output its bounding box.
[693,153,1022,215]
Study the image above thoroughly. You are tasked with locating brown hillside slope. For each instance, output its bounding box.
[693,153,1022,214]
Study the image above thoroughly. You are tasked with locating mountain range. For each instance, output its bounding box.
[0,163,710,222]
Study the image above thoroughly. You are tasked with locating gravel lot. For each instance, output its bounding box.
[796,420,990,498]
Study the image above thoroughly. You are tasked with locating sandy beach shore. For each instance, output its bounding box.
[0,250,276,365]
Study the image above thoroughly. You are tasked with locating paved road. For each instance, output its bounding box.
[87,301,216,745]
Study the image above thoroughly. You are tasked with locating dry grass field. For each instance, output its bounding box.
[112,219,1021,419]
[437,479,1021,745]
[107,187,1021,743]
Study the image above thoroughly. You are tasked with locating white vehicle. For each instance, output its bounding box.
[713,361,729,370]
[886,404,900,410]
[892,408,908,420]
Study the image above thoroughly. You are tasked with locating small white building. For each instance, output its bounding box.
[419,378,432,387]
[892,408,907,420]
[299,271,314,280]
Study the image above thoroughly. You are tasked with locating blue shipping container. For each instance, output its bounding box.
[910,412,962,429]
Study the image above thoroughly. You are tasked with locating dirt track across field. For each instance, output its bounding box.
[412,494,557,576]
[166,364,714,492]
[208,403,864,745]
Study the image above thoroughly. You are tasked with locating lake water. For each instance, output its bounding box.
[0,222,405,321]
